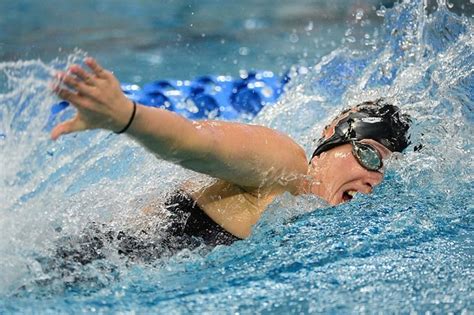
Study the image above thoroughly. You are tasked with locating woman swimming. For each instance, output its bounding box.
[52,57,411,257]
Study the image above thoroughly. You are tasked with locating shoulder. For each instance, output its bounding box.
[243,124,309,194]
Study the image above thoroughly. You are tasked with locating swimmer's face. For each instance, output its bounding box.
[309,140,390,205]
[309,112,391,205]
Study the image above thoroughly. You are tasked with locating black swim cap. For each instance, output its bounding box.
[311,99,411,158]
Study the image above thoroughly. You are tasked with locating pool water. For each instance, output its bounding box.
[0,0,367,82]
[1,0,473,313]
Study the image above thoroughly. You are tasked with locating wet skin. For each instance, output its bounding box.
[307,141,387,205]
[52,58,392,238]
[307,112,392,205]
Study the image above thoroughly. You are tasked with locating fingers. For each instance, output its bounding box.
[53,78,96,110]
[51,118,87,141]
[69,65,95,86]
[85,57,108,79]
[56,72,95,97]
[54,84,81,104]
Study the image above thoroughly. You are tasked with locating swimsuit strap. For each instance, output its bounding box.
[165,191,241,246]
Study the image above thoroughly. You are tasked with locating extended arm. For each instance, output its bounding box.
[52,58,308,192]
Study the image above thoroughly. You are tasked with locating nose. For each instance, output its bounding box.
[363,171,384,191]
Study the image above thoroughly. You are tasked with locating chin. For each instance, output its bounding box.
[330,193,352,205]
[328,196,342,206]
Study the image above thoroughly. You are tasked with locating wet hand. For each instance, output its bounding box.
[51,57,133,140]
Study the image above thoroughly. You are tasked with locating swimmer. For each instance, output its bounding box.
[52,58,411,254]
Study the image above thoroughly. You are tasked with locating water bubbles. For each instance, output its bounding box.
[297,66,309,75]
[376,6,386,17]
[346,37,356,44]
[437,0,455,9]
[355,9,364,21]
[146,54,163,66]
[261,86,274,98]
[238,47,249,56]
[244,19,258,30]
[342,28,357,44]
[289,31,299,44]
[184,98,199,113]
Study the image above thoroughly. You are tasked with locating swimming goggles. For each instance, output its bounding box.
[351,141,383,171]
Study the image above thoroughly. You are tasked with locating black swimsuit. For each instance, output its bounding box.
[55,191,240,265]
[165,191,241,246]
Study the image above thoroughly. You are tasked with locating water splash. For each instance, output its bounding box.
[0,0,473,313]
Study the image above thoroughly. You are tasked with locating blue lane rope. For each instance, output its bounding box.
[48,70,290,128]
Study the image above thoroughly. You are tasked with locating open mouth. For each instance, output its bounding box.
[342,190,357,202]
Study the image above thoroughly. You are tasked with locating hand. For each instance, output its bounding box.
[51,57,133,140]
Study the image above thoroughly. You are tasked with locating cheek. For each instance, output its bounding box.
[331,151,354,170]
[319,153,349,182]
[313,146,359,182]
[329,151,366,180]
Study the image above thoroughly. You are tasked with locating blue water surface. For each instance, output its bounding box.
[0,0,473,314]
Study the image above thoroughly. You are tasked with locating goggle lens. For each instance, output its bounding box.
[352,141,383,171]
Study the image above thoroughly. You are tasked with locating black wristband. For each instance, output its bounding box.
[114,101,137,134]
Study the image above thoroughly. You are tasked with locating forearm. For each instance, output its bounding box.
[126,104,307,190]
[126,104,208,163]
